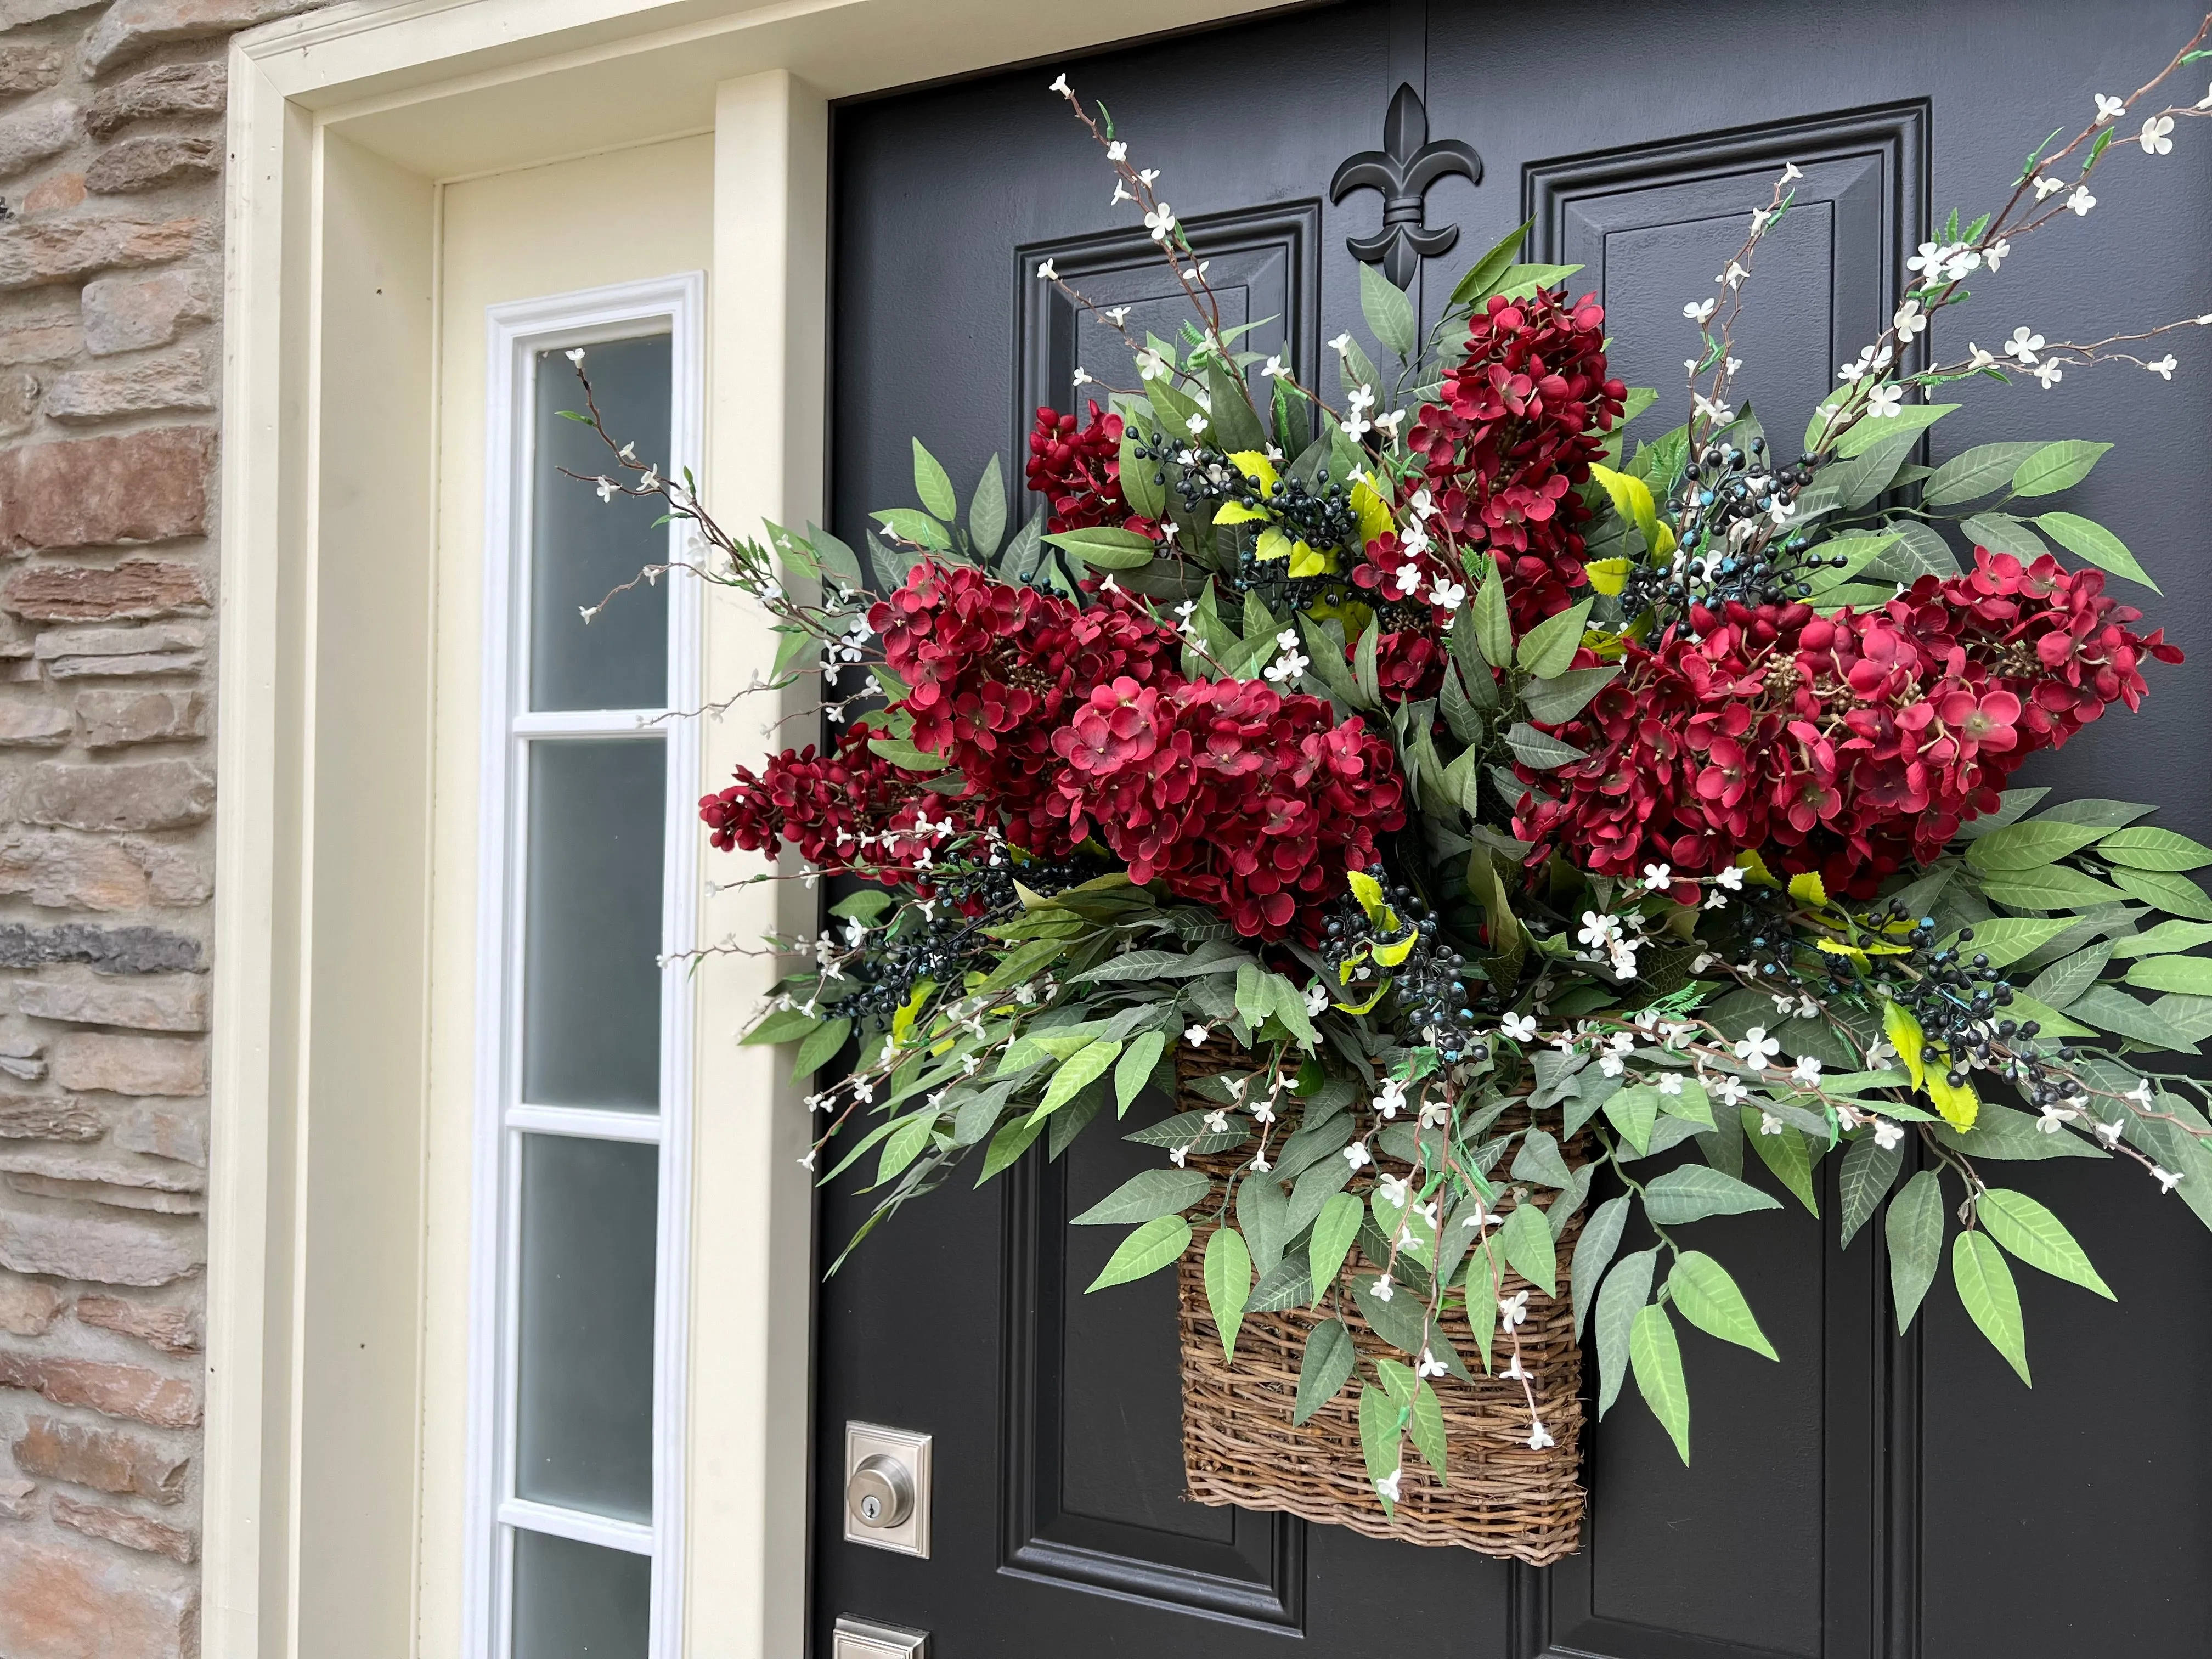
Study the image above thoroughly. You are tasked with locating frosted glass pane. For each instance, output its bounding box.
[531,334,670,712]
[522,738,664,1111]
[515,1133,658,1521]
[511,1528,650,1659]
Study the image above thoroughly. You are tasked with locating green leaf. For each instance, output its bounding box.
[1977,865,2129,911]
[1603,1084,1658,1155]
[2035,511,2159,592]
[1876,516,1961,576]
[1979,1187,2113,1299]
[1498,1198,1557,1296]
[791,1017,851,1080]
[2125,956,2212,995]
[1353,617,1382,707]
[1086,1214,1192,1291]
[1283,1146,1353,1232]
[742,1006,822,1046]
[1920,441,2048,506]
[1570,1195,1630,1342]
[1931,1099,2107,1160]
[1642,1164,1784,1226]
[2100,826,2212,872]
[1833,400,1956,458]
[1309,1189,1363,1301]
[1959,511,2048,561]
[2110,867,2212,922]
[1041,525,1159,569]
[1464,1251,1499,1372]
[1357,1384,1400,1509]
[979,1113,1047,1182]
[968,453,1007,556]
[876,1110,938,1184]
[1966,819,2115,871]
[1514,597,1594,678]
[2111,919,2212,959]
[1521,665,1620,725]
[1236,1171,1289,1277]
[1071,1167,1211,1226]
[1511,1126,1576,1188]
[1952,1230,2031,1384]
[1667,1250,1777,1360]
[2008,439,2111,498]
[1885,1170,1944,1332]
[912,438,957,519]
[1408,1380,1448,1482]
[1490,261,1584,300]
[2023,942,2113,1008]
[1447,218,1532,307]
[1116,411,1167,520]
[1206,358,1267,455]
[1113,1029,1166,1115]
[1938,916,2073,968]
[1037,1038,1121,1118]
[1471,560,1512,667]
[1204,1224,1253,1361]
[1357,259,1417,358]
[1594,1248,1657,1417]
[1629,1303,1692,1463]
[1745,1114,1819,1215]
[1504,722,1588,770]
[2067,984,2206,1052]
[1293,1319,1357,1425]
[1837,1133,1902,1249]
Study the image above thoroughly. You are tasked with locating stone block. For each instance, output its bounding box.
[0,699,70,746]
[86,135,219,196]
[76,688,205,747]
[43,348,211,424]
[0,311,81,365]
[0,1210,201,1287]
[52,1492,196,1563]
[17,972,207,1032]
[0,100,79,183]
[0,921,201,972]
[0,1149,201,1194]
[6,1174,201,1214]
[14,760,213,832]
[0,1534,198,1659]
[13,1416,188,1502]
[34,622,205,676]
[0,47,63,99]
[19,172,84,215]
[0,365,37,437]
[84,63,224,138]
[87,0,331,72]
[0,1272,63,1334]
[0,1349,201,1427]
[8,561,208,621]
[74,1294,199,1354]
[0,1091,100,1142]
[0,426,211,552]
[0,216,201,291]
[110,1102,204,1167]
[81,267,213,357]
[49,1032,205,1096]
[0,831,210,913]
[0,1477,31,1519]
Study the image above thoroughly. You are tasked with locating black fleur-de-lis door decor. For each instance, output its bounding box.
[1330,82,1482,289]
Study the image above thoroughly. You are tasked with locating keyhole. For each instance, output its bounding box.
[861,1494,882,1523]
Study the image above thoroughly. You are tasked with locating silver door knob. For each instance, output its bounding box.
[847,1454,915,1528]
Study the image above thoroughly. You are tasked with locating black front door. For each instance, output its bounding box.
[818,3,2212,1652]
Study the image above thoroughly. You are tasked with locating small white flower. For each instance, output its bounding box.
[2094,1117,2126,1147]
[595,475,619,502]
[1204,1109,1229,1135]
[1184,1023,1211,1047]
[1138,168,1160,186]
[1378,1172,1409,1206]
[1111,181,1133,205]
[1905,240,1946,279]
[2067,185,2096,217]
[1718,260,1749,288]
[2094,92,2128,124]
[1873,1119,1905,1152]
[1343,1142,1373,1170]
[1173,598,1199,634]
[563,347,585,365]
[1417,1348,1447,1380]
[1143,202,1177,242]
[1187,411,1209,436]
[1329,332,1353,356]
[1527,1422,1555,1451]
[1134,347,1169,380]
[1374,409,1406,438]
[1716,865,1746,891]
[2036,1103,2078,1135]
[1599,1052,1627,1077]
[1169,1145,1189,1167]
[1340,412,1373,441]
[1759,1110,1784,1136]
[1966,343,1997,370]
[1694,393,1735,425]
[1704,890,1730,911]
[1893,299,1927,342]
[1305,983,1329,1017]
[1371,1273,1395,1303]
[1374,1077,1409,1119]
[1501,1353,1531,1381]
[1576,911,1622,950]
[1419,1097,1449,1128]
[1375,1465,1402,1503]
[1500,1289,1530,1329]
[2154,1165,2186,1194]
[1643,861,1673,891]
[1983,238,2011,272]
[2033,359,2064,389]
[1427,578,1466,612]
[1791,1055,1822,1086]
[1657,1073,1684,1096]
[2140,114,2176,155]
[1104,306,1131,326]
[1261,354,1286,379]
[1683,297,1719,325]
[1502,1013,1538,1042]
[1392,561,1422,596]
[1036,257,1058,282]
[1866,383,1906,418]
[1780,162,1804,182]
[2006,326,2044,364]
[2033,174,2066,200]
[1105,139,1127,161]
[1071,366,1093,387]
[2147,354,2178,380]
[1714,1075,1749,1108]
[1048,72,1071,95]
[1734,1027,1782,1067]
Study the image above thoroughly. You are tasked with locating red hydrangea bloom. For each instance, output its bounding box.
[1048,674,1406,938]
[699,724,938,876]
[1512,549,2182,896]
[1407,290,1626,631]
[868,561,1182,855]
[1025,402,1153,535]
[1346,531,1457,702]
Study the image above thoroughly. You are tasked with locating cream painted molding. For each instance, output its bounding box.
[211,3,1302,1657]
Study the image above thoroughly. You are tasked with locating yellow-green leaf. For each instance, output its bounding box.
[1036,1037,1121,1119]
[1883,999,1926,1089]
[1952,1231,2030,1384]
[1788,871,1829,909]
[1348,870,1387,921]
[1629,1302,1691,1464]
[1923,1064,1980,1130]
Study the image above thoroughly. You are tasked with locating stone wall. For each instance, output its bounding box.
[0,2,334,1654]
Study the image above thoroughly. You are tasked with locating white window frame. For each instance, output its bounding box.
[464,272,706,1659]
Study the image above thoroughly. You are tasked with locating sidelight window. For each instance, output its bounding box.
[466,276,703,1659]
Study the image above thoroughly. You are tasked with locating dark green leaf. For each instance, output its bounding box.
[1837,1133,1901,1249]
[1521,665,1620,725]
[1204,1224,1253,1360]
[1979,1187,2113,1299]
[1293,1319,1357,1424]
[791,1017,851,1079]
[1642,1164,1783,1226]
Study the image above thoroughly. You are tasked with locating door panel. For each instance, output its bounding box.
[820,2,2212,1654]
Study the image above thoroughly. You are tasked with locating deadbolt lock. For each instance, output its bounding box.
[842,1423,932,1557]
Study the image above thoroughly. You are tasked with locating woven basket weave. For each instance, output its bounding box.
[1173,1052,1587,1565]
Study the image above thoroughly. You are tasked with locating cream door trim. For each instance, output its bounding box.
[212,2,1302,1655]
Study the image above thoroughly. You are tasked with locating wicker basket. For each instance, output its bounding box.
[1173,1053,1587,1565]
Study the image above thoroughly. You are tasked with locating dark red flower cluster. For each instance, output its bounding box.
[1513,550,2183,896]
[1346,530,1455,701]
[1025,402,1150,535]
[699,724,936,874]
[868,561,1182,856]
[1048,675,1406,936]
[1407,290,1626,631]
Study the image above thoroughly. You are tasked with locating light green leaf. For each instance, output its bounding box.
[1921,441,2047,506]
[1309,1190,1363,1301]
[2110,867,2212,921]
[1113,1029,1166,1116]
[1447,217,1532,308]
[968,453,1007,556]
[1117,410,1167,520]
[2068,984,2205,1052]
[1504,722,1588,770]
[876,1111,938,1184]
[1041,525,1159,569]
[1358,258,1418,358]
[1512,1126,1576,1188]
[979,1113,1047,1183]
[2111,919,2212,958]
[1745,1113,1819,1215]
[791,1017,851,1080]
[1959,510,2048,561]
[1498,1198,1557,1296]
[1293,1319,1357,1425]
[2008,438,2111,498]
[1465,1250,1499,1372]
[1953,1230,2031,1383]
[2100,826,2212,872]
[1939,916,2073,968]
[2124,956,2212,995]
[1357,1384,1400,1510]
[1071,1167,1211,1226]
[1490,261,1584,300]
[1521,665,1620,725]
[1629,1303,1692,1463]
[1877,516,1961,576]
[1594,1248,1657,1416]
[1514,597,1594,678]
[1471,559,1511,667]
[2023,941,2113,1008]
[1237,1170,1289,1277]
[1570,1195,1630,1342]
[1838,1132,1902,1249]
[1833,400,1956,458]
[2035,511,2159,592]
[1038,1038,1121,1118]
[1932,1099,2107,1160]
[1886,1170,1944,1331]
[1642,1164,1784,1226]
[1977,866,2129,911]
[743,1006,822,1046]
[1353,617,1383,707]
[1604,1084,1658,1155]
[1408,1379,1448,1482]
[1979,1187,2113,1299]
[1204,1224,1253,1361]
[911,438,957,519]
[1966,819,2114,871]
[1666,1250,1777,1360]
[1086,1214,1192,1291]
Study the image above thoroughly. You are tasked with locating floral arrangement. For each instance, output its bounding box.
[572,22,2212,1521]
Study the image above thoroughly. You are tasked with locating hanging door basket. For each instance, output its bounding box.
[1173,1054,1587,1566]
